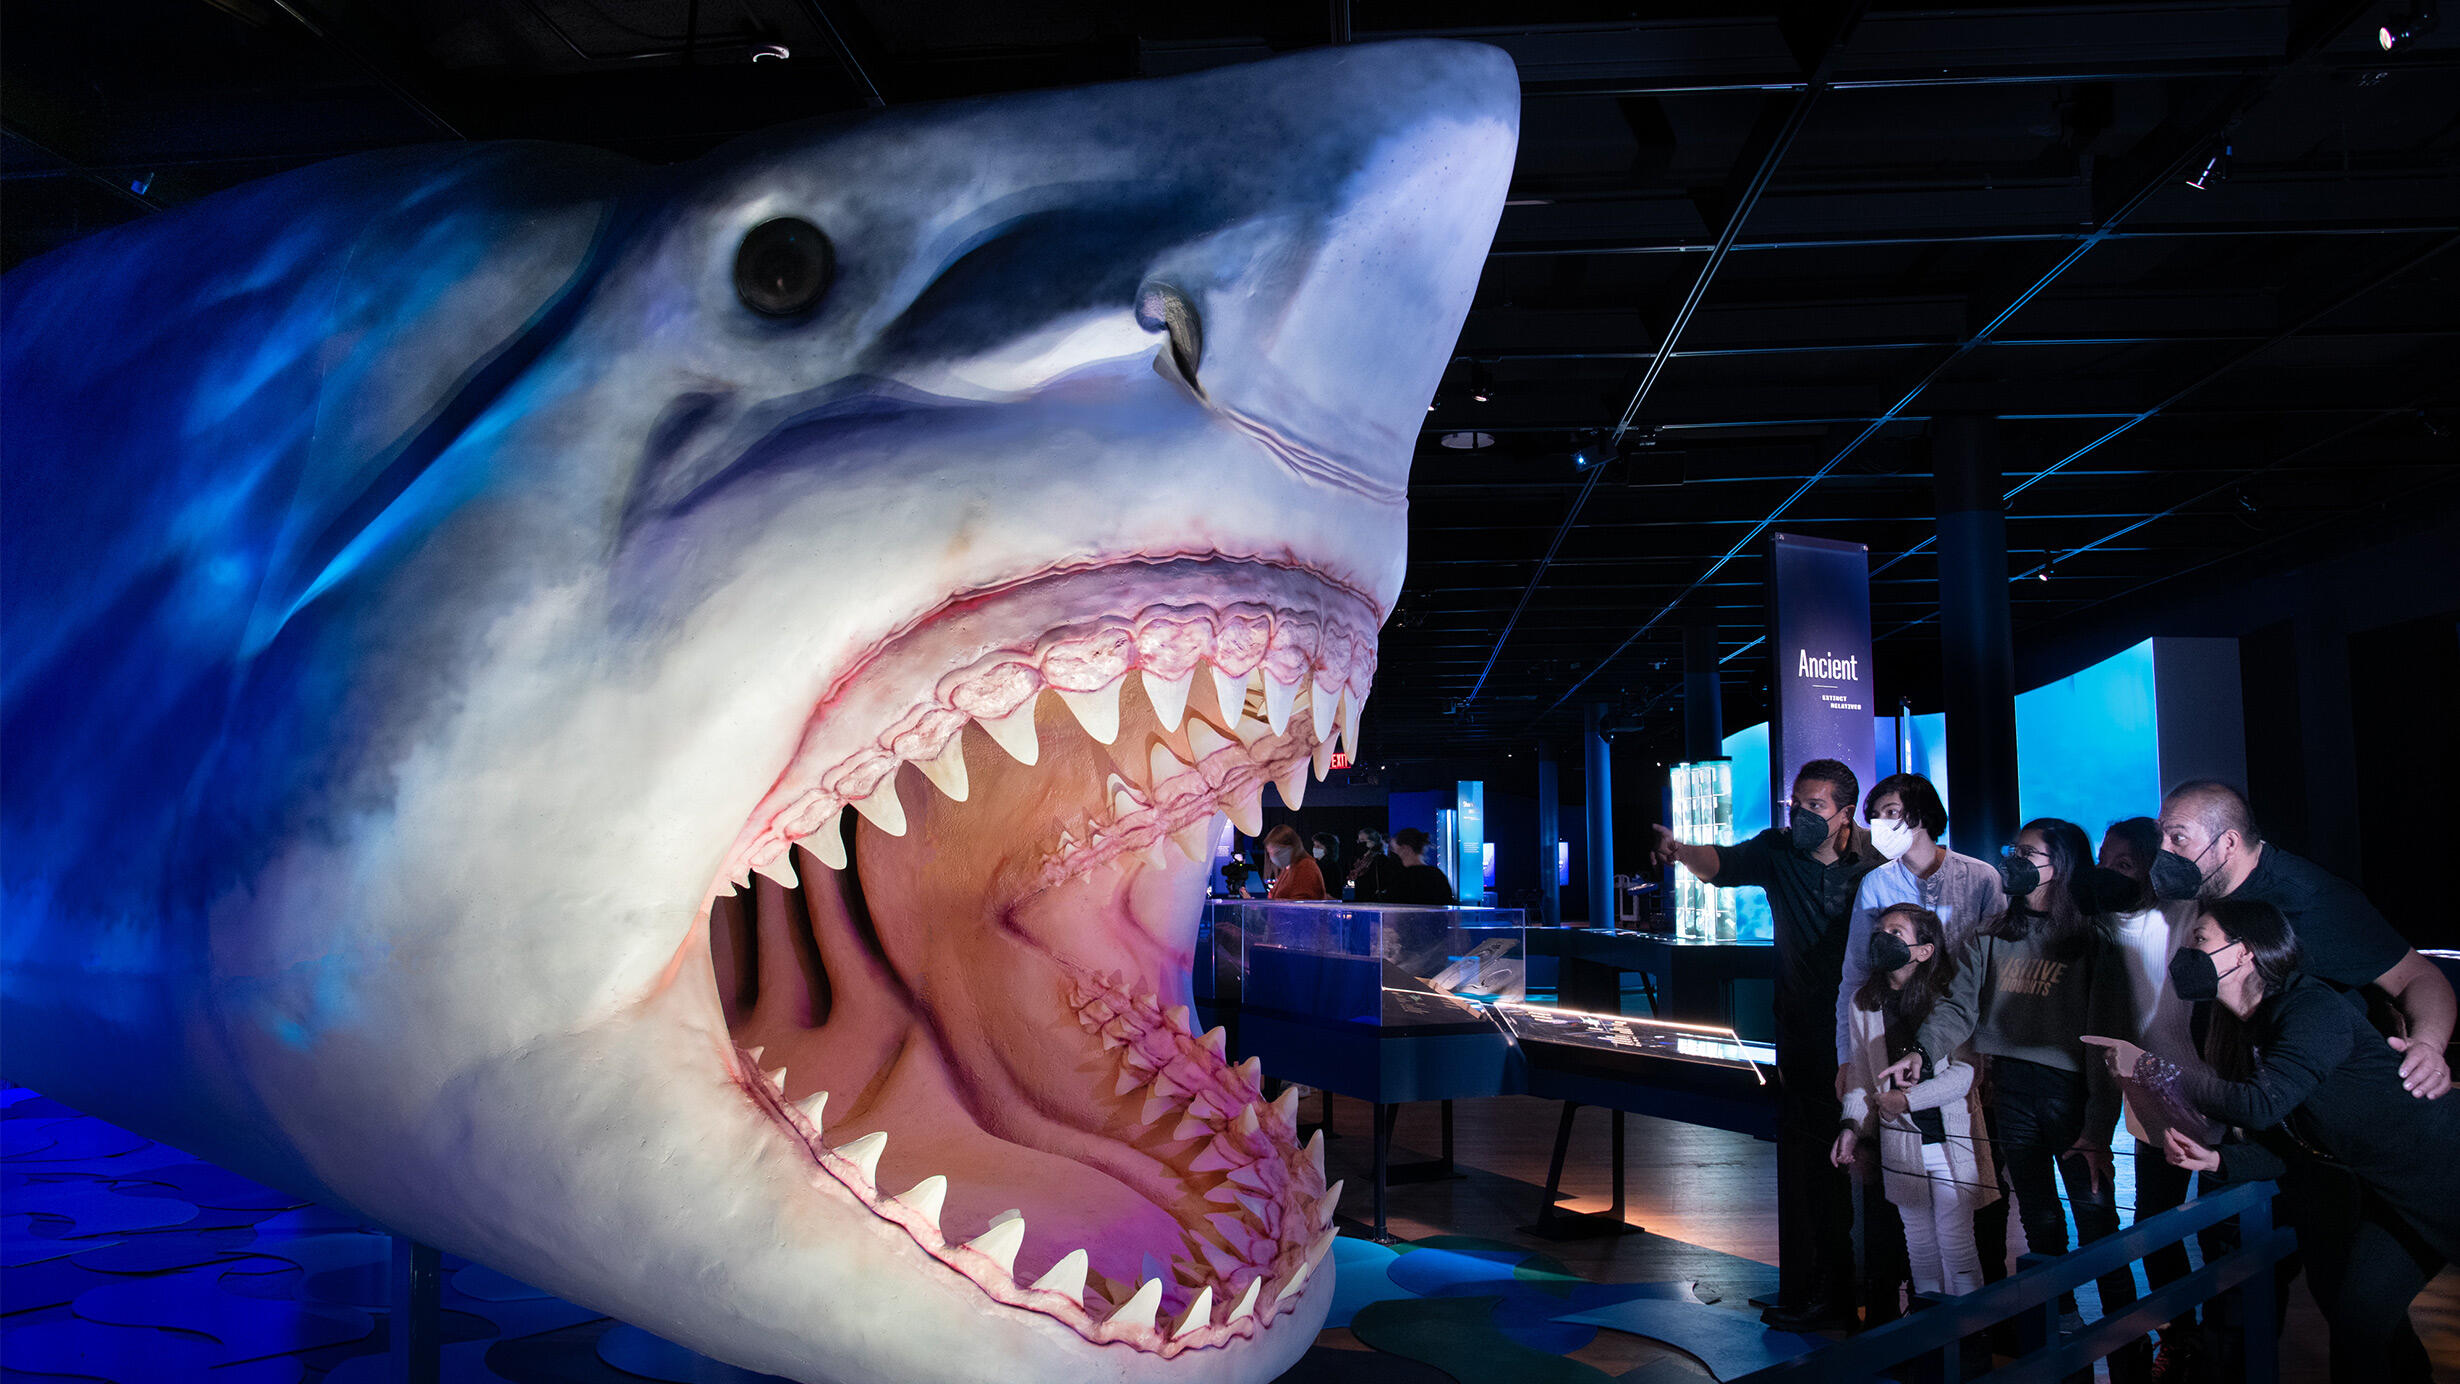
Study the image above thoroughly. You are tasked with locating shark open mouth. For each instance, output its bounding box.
[697,556,1371,1357]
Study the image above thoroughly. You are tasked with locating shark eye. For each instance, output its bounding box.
[735,217,835,318]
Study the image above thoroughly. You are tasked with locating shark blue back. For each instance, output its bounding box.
[2,140,631,1192]
[2,41,1514,1384]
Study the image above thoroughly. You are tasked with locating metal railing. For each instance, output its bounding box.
[1732,1178,2293,1383]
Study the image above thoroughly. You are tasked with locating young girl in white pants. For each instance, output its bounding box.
[1835,903,1999,1295]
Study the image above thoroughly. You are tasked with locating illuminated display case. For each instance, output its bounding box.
[1204,900,1524,1030]
[1496,1005,1772,1073]
[1671,758,1739,940]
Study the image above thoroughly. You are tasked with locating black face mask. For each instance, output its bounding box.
[2074,864,2145,915]
[2168,942,2245,1002]
[1868,931,1915,973]
[1790,803,1832,851]
[1996,849,2042,898]
[2150,844,2217,902]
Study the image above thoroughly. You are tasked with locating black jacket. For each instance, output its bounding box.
[2183,973,2460,1262]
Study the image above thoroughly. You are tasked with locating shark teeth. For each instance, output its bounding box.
[1142,667,1194,731]
[964,1216,1026,1277]
[1229,1277,1263,1323]
[1054,681,1122,745]
[1174,1286,1215,1339]
[1208,665,1254,727]
[1030,1248,1089,1306]
[833,1130,887,1186]
[896,1175,948,1238]
[1260,671,1300,734]
[915,735,968,802]
[850,775,907,836]
[805,815,847,870]
[1107,1278,1164,1333]
[1308,679,1340,744]
[980,698,1040,765]
[796,1090,829,1130]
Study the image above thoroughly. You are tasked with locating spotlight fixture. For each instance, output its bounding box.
[1469,362,1493,404]
[2380,0,2438,50]
[2184,144,2230,190]
[751,43,791,61]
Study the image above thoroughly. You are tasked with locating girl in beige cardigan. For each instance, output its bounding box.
[1834,903,2000,1295]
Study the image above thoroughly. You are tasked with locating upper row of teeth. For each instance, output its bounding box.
[732,659,1368,891]
[739,1037,1335,1353]
[1050,700,1338,882]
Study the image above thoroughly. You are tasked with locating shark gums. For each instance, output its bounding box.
[0,39,1515,1384]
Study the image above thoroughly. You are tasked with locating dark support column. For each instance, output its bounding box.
[389,1236,441,1384]
[1932,415,2020,856]
[1583,703,1615,927]
[1536,739,1561,927]
[1682,610,1725,762]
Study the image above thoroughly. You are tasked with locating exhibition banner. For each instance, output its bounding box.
[1765,533,1875,829]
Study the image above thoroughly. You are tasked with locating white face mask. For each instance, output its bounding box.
[1312,847,1326,859]
[1871,818,1916,861]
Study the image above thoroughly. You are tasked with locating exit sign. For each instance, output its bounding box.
[1328,751,1351,770]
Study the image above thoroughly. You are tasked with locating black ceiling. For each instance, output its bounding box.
[7,0,2457,769]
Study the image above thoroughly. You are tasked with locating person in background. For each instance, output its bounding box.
[1348,828,1396,902]
[2093,899,2460,1382]
[1263,824,1327,900]
[1836,903,1996,1300]
[1904,817,2132,1334]
[1653,759,1875,1332]
[1385,828,1457,905]
[2098,815,2207,1378]
[2154,781,2452,1099]
[1834,772,2002,1322]
[1309,831,1342,886]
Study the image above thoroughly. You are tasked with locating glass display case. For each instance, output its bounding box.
[1670,758,1739,940]
[1492,1005,1772,1074]
[1203,900,1525,1031]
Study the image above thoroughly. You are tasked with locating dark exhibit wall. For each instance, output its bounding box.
[2350,612,2460,951]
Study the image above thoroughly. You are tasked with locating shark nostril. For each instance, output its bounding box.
[1134,282,1202,390]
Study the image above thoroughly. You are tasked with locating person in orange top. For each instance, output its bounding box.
[1263,824,1328,900]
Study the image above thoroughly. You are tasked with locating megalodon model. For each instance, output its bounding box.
[0,39,1515,1384]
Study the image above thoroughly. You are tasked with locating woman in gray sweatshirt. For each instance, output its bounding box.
[1910,817,2133,1318]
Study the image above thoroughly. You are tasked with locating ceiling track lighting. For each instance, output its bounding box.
[1468,361,1493,404]
[1569,430,1613,471]
[2184,144,2231,190]
[2380,0,2439,50]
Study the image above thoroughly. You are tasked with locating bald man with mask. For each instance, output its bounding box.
[2155,780,2452,1099]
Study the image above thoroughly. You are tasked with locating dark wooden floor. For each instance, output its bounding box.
[1315,1093,2460,1382]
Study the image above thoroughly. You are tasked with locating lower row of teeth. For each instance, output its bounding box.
[740,974,1336,1353]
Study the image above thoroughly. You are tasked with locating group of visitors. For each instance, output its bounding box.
[1653,762,2456,1380]
[1246,824,1458,905]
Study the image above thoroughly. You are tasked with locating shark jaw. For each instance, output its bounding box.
[694,554,1365,1360]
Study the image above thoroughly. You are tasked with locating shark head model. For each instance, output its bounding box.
[0,39,1514,1384]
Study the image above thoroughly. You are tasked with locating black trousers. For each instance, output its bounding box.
[2134,1139,2196,1329]
[1987,1057,2134,1316]
[2286,1162,2441,1382]
[1861,1177,1909,1323]
[1775,1050,1855,1306]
